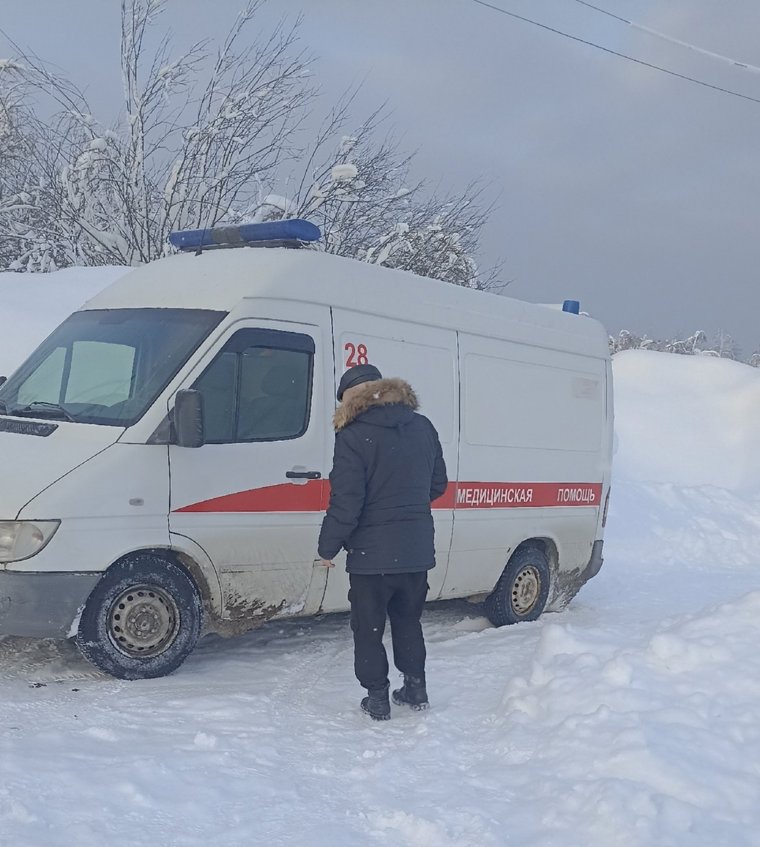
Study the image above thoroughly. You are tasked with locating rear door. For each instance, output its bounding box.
[169,309,332,624]
[444,333,607,597]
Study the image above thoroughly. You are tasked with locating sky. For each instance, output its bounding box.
[2,0,759,353]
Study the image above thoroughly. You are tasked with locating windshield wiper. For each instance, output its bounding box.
[11,402,77,422]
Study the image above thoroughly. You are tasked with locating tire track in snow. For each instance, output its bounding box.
[0,636,106,683]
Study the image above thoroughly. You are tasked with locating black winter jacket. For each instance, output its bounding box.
[317,378,448,574]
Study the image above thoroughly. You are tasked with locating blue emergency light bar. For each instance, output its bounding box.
[562,300,580,314]
[168,219,321,251]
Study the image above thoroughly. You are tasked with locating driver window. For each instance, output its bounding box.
[194,328,314,444]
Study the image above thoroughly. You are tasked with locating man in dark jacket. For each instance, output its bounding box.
[318,364,448,720]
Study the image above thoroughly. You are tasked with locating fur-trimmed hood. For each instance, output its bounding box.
[334,378,419,431]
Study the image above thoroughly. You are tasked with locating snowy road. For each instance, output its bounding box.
[2,479,760,847]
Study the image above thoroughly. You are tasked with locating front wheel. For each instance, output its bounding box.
[76,553,202,680]
[484,545,551,627]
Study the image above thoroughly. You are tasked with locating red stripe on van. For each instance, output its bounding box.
[174,479,328,513]
[174,481,601,513]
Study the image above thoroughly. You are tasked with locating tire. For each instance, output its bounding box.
[484,545,551,627]
[76,553,202,680]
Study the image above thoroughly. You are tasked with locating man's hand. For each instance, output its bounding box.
[319,558,334,568]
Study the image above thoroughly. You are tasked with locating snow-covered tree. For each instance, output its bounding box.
[702,330,740,360]
[248,105,419,253]
[361,200,499,289]
[609,330,655,354]
[663,330,708,356]
[254,104,502,289]
[0,1,500,289]
[610,329,711,357]
[1,0,315,268]
[611,328,760,367]
[0,62,60,270]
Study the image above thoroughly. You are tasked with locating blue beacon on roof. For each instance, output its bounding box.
[168,219,321,251]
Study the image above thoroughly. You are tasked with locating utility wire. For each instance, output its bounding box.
[573,0,760,75]
[469,0,760,106]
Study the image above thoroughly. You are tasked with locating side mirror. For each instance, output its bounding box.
[0,377,6,389]
[173,389,205,448]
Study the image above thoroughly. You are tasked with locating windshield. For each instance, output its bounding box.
[0,308,225,426]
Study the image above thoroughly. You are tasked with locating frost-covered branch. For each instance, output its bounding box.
[0,0,316,268]
[608,329,743,359]
[256,106,503,289]
[0,3,501,291]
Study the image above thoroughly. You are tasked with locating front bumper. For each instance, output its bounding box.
[0,570,101,638]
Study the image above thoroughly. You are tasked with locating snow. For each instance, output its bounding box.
[2,269,760,845]
[0,267,130,375]
[251,194,297,222]
[331,163,358,182]
[614,348,760,490]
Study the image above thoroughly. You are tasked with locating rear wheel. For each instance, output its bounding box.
[76,553,202,680]
[484,545,551,627]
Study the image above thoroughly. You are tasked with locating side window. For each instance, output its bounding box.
[237,348,311,441]
[193,328,314,444]
[193,351,237,443]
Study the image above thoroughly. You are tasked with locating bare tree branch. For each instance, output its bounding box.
[0,3,503,292]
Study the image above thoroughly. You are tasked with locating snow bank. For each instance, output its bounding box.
[0,267,129,377]
[613,349,760,491]
[498,591,760,845]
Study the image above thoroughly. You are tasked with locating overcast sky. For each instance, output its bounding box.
[3,0,759,353]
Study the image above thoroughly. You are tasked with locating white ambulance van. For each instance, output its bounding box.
[0,219,613,679]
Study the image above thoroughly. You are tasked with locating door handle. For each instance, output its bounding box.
[285,470,322,480]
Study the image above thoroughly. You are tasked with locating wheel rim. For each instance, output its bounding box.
[107,584,180,658]
[511,565,541,616]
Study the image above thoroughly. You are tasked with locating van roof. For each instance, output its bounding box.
[82,248,609,356]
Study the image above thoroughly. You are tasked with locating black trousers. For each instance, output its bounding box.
[348,571,429,691]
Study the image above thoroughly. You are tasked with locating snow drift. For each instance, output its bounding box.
[614,348,760,491]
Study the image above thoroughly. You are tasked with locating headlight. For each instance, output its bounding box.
[0,521,60,563]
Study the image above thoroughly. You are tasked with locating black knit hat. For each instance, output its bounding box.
[337,364,383,401]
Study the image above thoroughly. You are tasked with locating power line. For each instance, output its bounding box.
[468,0,760,106]
[573,0,760,75]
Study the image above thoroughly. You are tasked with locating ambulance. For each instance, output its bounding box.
[0,219,613,679]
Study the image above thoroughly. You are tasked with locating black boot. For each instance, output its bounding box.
[360,683,391,721]
[392,675,429,711]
